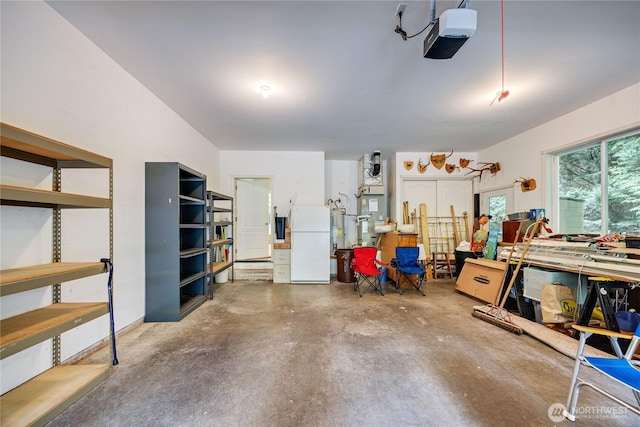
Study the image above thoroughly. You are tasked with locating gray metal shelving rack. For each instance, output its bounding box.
[0,122,114,426]
[145,162,208,321]
[207,190,234,298]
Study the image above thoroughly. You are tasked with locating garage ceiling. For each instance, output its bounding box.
[47,0,640,160]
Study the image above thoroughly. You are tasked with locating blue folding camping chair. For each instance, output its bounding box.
[563,323,640,421]
[390,246,427,296]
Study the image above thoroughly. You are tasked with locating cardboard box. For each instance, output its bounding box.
[455,258,507,303]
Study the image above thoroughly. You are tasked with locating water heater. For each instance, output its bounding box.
[330,210,345,254]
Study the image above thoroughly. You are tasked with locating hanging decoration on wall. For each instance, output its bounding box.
[404,160,414,170]
[445,163,457,174]
[465,162,501,181]
[459,158,473,168]
[417,158,429,174]
[430,150,453,169]
[515,177,537,192]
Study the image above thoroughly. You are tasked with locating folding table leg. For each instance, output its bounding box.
[596,283,620,332]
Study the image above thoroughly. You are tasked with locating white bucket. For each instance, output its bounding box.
[215,270,228,283]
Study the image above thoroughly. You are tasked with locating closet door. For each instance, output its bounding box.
[402,180,437,218]
[436,180,473,217]
[401,179,472,218]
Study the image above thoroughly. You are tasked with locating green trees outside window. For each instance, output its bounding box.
[558,132,640,235]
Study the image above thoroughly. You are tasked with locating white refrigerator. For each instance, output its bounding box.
[290,206,330,284]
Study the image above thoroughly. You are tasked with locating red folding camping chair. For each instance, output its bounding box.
[351,247,385,297]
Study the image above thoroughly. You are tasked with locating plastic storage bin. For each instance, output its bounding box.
[625,236,640,248]
[379,267,388,283]
[523,267,588,303]
[454,250,480,278]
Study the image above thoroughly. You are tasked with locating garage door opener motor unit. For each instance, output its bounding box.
[424,8,477,59]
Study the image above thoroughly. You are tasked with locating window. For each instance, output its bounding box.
[553,130,640,235]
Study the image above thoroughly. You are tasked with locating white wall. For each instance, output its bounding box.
[390,152,478,221]
[219,150,325,211]
[477,83,640,220]
[0,1,219,393]
[325,159,360,248]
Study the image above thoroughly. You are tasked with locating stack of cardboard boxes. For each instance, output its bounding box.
[273,228,291,283]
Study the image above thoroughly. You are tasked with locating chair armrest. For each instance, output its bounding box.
[571,325,634,340]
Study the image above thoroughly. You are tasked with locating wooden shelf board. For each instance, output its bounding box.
[1,122,112,168]
[609,247,640,257]
[210,238,233,247]
[211,261,232,275]
[0,262,105,296]
[1,302,109,360]
[0,185,110,209]
[0,364,112,427]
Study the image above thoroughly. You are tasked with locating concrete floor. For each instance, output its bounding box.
[48,279,636,426]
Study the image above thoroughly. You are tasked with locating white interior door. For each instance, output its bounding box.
[235,178,271,261]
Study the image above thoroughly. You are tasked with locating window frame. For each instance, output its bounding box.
[479,184,514,230]
[544,128,640,235]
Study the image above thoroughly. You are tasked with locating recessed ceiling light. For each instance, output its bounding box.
[259,85,271,98]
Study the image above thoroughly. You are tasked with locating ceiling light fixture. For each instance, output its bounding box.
[490,0,509,105]
[259,85,271,98]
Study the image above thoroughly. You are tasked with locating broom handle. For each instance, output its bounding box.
[493,213,528,306]
[497,218,541,311]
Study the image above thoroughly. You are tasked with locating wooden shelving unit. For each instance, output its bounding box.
[0,184,110,208]
[0,262,105,296]
[207,190,234,298]
[0,122,114,426]
[1,365,111,427]
[1,303,109,359]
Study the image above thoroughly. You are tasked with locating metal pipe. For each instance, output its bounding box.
[430,0,436,24]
